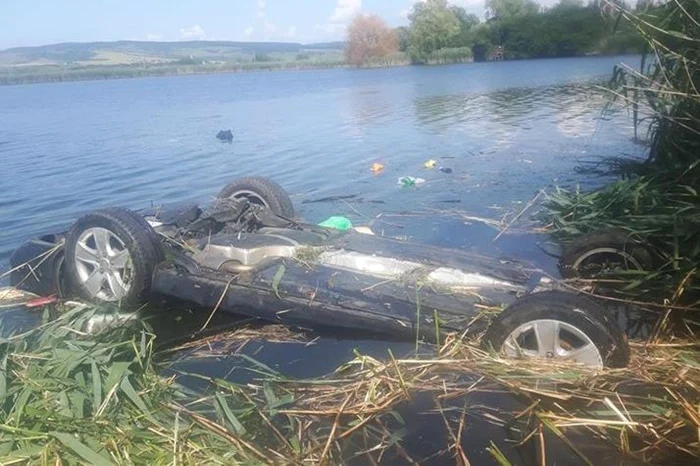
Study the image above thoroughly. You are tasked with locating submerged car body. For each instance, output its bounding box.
[9,177,630,368]
[11,215,536,336]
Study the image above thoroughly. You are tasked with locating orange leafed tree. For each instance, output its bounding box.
[345,14,399,66]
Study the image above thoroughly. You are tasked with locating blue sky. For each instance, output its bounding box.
[0,0,559,50]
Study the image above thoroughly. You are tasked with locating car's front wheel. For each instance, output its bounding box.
[483,290,629,368]
[64,208,161,306]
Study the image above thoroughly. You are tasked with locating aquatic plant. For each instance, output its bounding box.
[543,0,700,306]
[0,305,269,464]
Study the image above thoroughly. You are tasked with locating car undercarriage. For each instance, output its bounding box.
[9,177,631,368]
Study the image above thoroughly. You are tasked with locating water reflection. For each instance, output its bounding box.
[411,82,610,135]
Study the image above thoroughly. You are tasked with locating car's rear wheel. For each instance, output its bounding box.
[218,177,295,218]
[559,229,653,279]
[483,290,629,368]
[64,208,160,306]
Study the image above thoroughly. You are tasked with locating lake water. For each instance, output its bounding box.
[0,56,649,464]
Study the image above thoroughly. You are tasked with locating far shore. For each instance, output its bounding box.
[0,53,629,87]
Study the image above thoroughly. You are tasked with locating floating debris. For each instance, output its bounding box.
[216,129,233,142]
[370,162,385,173]
[0,286,39,308]
[398,176,426,187]
[318,216,353,230]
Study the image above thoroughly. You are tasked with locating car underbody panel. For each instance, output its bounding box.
[150,230,537,338]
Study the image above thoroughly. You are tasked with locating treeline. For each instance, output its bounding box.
[345,0,646,66]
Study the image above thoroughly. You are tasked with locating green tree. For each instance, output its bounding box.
[450,5,480,29]
[448,5,481,47]
[558,0,584,7]
[407,0,461,63]
[485,0,541,20]
[395,26,410,52]
[469,23,495,61]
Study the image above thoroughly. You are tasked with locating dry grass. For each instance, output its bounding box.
[168,317,700,464]
[1,292,698,465]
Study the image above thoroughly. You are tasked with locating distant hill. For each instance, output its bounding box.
[0,40,345,67]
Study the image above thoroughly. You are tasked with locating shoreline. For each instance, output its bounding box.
[0,53,633,87]
[0,61,383,86]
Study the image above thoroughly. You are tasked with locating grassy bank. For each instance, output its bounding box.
[1,302,699,464]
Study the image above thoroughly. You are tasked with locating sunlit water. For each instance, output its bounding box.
[0,56,649,464]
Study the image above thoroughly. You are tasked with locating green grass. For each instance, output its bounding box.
[0,305,276,464]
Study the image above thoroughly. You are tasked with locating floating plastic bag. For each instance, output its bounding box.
[424,159,437,169]
[318,216,353,230]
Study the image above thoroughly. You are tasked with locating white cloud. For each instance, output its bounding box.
[264,20,277,33]
[329,0,362,23]
[257,0,267,18]
[317,0,361,37]
[287,25,298,38]
[179,24,206,40]
[244,26,254,37]
[146,33,162,41]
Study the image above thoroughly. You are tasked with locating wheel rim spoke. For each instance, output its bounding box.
[106,271,129,299]
[110,249,130,269]
[566,343,602,366]
[533,320,560,356]
[83,270,105,296]
[233,190,269,208]
[75,242,99,265]
[93,229,112,256]
[75,227,133,302]
[503,337,538,358]
[501,319,603,368]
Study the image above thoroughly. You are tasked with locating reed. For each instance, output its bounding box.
[2,303,699,464]
[543,0,700,306]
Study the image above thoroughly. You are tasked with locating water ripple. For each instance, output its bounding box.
[0,56,644,264]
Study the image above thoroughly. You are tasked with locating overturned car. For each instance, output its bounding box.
[10,177,630,368]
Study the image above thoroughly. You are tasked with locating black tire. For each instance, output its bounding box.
[483,290,630,368]
[122,208,165,263]
[218,177,295,218]
[64,208,160,307]
[559,229,654,279]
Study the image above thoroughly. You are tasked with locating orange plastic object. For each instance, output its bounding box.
[371,163,385,173]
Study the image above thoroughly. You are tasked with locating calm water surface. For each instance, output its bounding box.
[0,56,648,464]
[0,56,643,262]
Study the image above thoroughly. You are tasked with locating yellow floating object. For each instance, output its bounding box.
[371,163,385,173]
[424,159,437,169]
